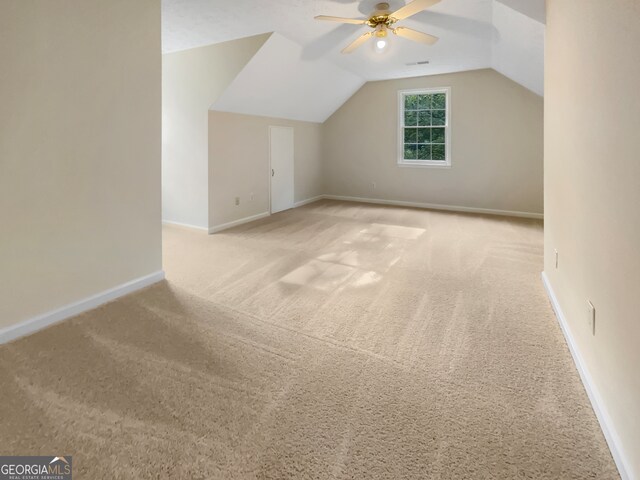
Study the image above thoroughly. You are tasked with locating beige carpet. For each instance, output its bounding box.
[0,200,618,479]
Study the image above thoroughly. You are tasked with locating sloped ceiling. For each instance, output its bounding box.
[212,33,365,123]
[163,0,544,122]
[163,0,495,81]
[495,0,545,24]
[492,0,545,96]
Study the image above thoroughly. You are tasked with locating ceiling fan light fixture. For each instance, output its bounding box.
[375,24,388,37]
[373,24,389,53]
[375,38,388,53]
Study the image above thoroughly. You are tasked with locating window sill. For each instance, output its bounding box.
[397,161,452,169]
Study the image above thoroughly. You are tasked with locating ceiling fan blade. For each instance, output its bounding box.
[393,27,439,45]
[315,15,367,25]
[390,0,441,21]
[342,32,374,54]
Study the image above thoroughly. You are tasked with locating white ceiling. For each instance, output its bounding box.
[212,33,365,123]
[162,0,544,121]
[495,0,545,24]
[492,1,544,96]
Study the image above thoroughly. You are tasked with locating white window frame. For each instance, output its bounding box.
[397,87,451,168]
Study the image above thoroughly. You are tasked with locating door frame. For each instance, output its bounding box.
[268,125,295,214]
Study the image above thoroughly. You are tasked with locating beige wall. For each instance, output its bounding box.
[544,1,640,477]
[208,111,324,228]
[324,69,544,215]
[162,34,269,229]
[0,0,162,327]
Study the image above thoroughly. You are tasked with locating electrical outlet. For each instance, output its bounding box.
[587,301,596,335]
[371,182,377,190]
[555,249,559,269]
[250,192,254,201]
[235,197,240,206]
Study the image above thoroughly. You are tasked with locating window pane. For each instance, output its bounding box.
[418,144,431,160]
[404,110,418,126]
[404,95,419,110]
[404,128,418,143]
[417,128,431,144]
[399,89,449,165]
[418,111,431,127]
[432,110,446,126]
[404,144,418,160]
[432,93,446,109]
[432,127,445,143]
[418,94,431,110]
[432,144,446,161]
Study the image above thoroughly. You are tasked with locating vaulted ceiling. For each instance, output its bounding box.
[212,33,365,123]
[162,0,544,121]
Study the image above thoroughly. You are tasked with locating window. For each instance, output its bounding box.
[398,87,451,167]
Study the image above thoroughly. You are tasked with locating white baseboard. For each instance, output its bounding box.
[208,197,327,233]
[0,271,165,345]
[168,195,541,235]
[324,194,544,220]
[209,212,270,234]
[541,272,632,480]
[294,195,325,208]
[162,219,208,232]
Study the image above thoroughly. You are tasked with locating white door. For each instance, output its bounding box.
[270,126,294,214]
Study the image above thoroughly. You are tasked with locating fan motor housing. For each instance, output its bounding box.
[366,15,396,28]
[366,3,397,28]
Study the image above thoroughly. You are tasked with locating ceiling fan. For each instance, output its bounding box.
[315,0,441,54]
